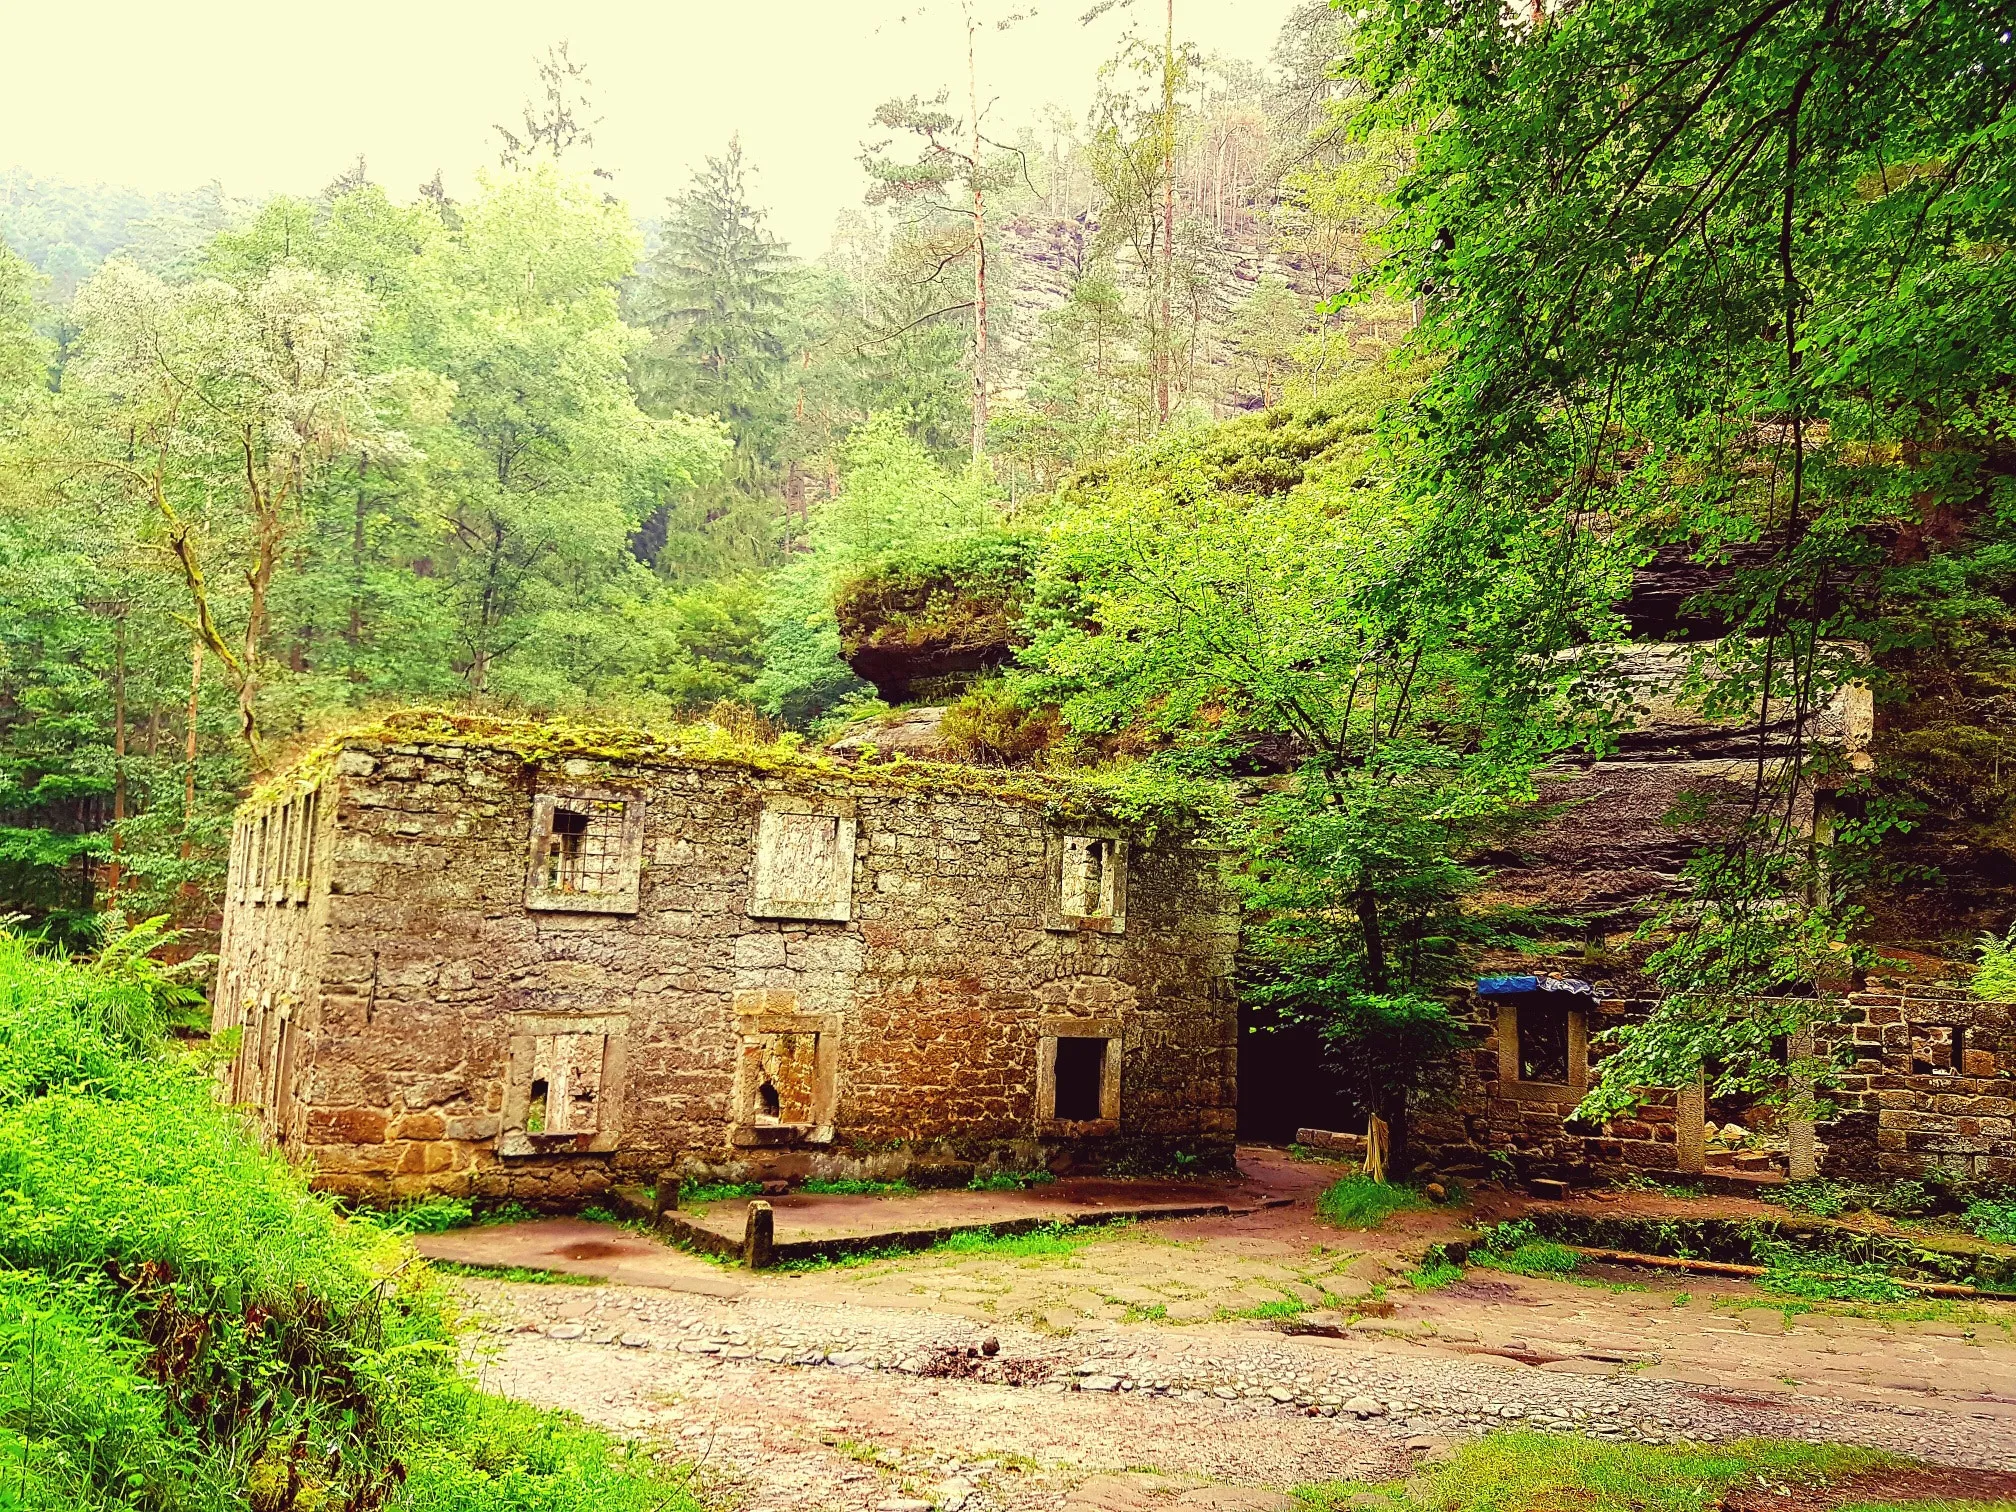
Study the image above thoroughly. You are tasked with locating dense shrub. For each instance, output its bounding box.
[0,930,703,1511]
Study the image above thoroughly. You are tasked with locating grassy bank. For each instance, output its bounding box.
[0,929,704,1511]
[1295,1434,1926,1512]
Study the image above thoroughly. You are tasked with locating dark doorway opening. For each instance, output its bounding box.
[1053,1037,1108,1121]
[1235,1001,1362,1142]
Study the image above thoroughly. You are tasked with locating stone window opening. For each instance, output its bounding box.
[730,1007,839,1149]
[1518,1002,1571,1085]
[1911,1023,1964,1076]
[526,789,645,914]
[1053,1037,1108,1121]
[500,1014,629,1155]
[1490,992,1589,1106]
[544,801,625,895]
[1036,1019,1122,1133]
[1045,833,1128,933]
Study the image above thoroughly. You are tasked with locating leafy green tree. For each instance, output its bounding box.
[1352,0,2015,1107]
[1023,372,1564,1162]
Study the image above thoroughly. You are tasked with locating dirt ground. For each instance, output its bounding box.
[437,1149,2016,1511]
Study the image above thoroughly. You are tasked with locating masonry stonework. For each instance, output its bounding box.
[212,724,1240,1204]
[1412,985,2015,1189]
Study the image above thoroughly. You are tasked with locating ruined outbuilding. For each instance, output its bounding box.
[213,714,1238,1206]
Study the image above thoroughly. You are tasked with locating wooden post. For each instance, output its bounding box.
[1675,1072,1706,1176]
[743,1200,775,1270]
[1787,1024,1818,1181]
[652,1171,682,1225]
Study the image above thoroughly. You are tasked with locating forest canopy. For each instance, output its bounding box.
[1,0,2011,1130]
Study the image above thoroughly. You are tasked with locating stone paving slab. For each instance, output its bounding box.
[415,1218,746,1295]
[671,1176,1261,1245]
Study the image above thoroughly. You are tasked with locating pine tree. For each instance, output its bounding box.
[641,140,793,490]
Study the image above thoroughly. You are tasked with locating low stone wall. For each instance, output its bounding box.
[1415,984,2013,1190]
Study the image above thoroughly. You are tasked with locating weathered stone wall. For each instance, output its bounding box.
[212,736,1239,1205]
[1814,985,2013,1185]
[1414,985,2015,1189]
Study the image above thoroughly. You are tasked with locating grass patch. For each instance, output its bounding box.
[1967,1197,2016,1245]
[801,1177,915,1197]
[681,1180,764,1205]
[942,1220,1113,1259]
[426,1260,602,1286]
[1314,1175,1427,1230]
[1408,1261,1464,1291]
[1227,1295,1310,1320]
[1750,1240,1913,1303]
[1294,1431,1896,1512]
[969,1168,1056,1191]
[1468,1220,1582,1277]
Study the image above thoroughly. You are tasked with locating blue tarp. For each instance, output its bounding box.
[1475,975,1595,996]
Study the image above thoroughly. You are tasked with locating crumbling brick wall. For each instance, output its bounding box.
[1814,985,2012,1184]
[211,731,1240,1205]
[1414,985,2014,1188]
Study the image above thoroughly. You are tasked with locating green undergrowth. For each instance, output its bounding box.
[1294,1432,1896,1512]
[681,1181,764,1205]
[428,1261,602,1286]
[0,928,707,1512]
[968,1168,1056,1191]
[1314,1176,1428,1230]
[1468,1220,1584,1278]
[800,1177,914,1197]
[1967,1198,2016,1245]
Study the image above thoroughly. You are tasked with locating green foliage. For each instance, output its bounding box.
[376,1197,477,1235]
[1762,1180,1939,1223]
[1313,1175,1426,1230]
[1408,1261,1463,1291]
[1292,1433,1893,1512]
[1469,1220,1583,1277]
[939,1222,1108,1259]
[968,1169,1056,1192]
[1975,927,2016,1002]
[1352,0,2016,1099]
[1965,1200,2016,1247]
[798,1178,914,1197]
[1752,1242,1912,1305]
[680,1181,764,1206]
[753,415,1005,725]
[0,927,701,1511]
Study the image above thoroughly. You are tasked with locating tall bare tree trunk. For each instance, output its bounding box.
[1154,0,1175,427]
[178,642,204,914]
[108,612,127,905]
[968,9,990,464]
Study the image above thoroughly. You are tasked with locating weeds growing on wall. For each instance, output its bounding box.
[0,927,705,1511]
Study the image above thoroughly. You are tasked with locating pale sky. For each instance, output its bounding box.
[2,0,1303,252]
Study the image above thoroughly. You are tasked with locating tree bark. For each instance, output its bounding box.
[968,7,990,463]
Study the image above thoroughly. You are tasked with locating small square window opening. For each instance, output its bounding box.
[1063,836,1114,918]
[544,799,628,896]
[1518,1002,1571,1085]
[1053,1036,1109,1121]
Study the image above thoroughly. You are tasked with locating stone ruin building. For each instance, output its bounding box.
[215,646,2011,1202]
[211,715,1239,1205]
